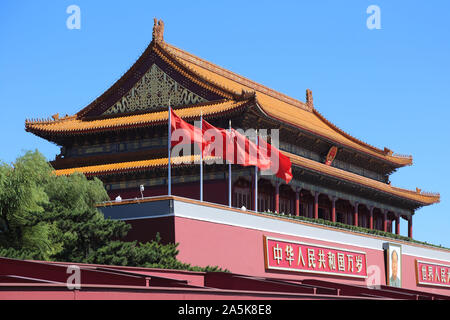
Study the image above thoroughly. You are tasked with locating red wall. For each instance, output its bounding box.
[104,195,449,296]
[174,216,380,284]
[124,216,175,244]
[171,216,450,296]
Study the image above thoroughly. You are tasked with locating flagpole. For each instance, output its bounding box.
[200,111,203,202]
[228,119,232,208]
[168,99,171,196]
[254,129,258,212]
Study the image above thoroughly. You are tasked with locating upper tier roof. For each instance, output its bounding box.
[25,26,412,167]
[159,41,413,167]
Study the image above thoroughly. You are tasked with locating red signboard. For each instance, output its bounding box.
[325,146,338,166]
[415,260,450,288]
[263,236,367,278]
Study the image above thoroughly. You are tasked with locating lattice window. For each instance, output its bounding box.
[280,197,293,215]
[258,193,272,212]
[337,211,345,224]
[234,187,250,209]
[300,203,310,217]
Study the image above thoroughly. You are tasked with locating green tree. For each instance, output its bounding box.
[86,233,224,272]
[41,171,129,263]
[0,151,62,260]
[0,150,226,272]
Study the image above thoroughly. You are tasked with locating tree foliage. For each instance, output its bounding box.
[0,150,226,272]
[0,151,60,260]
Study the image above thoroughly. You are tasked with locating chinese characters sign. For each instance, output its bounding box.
[416,260,450,288]
[264,236,367,278]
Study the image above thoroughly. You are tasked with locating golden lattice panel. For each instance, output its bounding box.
[103,64,207,115]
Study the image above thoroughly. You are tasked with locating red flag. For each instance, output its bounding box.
[258,137,293,184]
[170,108,205,150]
[202,119,271,171]
[201,119,228,157]
[233,128,271,170]
[202,119,236,163]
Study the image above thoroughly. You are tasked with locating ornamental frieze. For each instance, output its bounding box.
[103,63,207,115]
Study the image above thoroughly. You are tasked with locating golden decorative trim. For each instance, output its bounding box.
[26,99,248,134]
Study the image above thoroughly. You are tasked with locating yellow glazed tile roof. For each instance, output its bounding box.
[27,40,412,166]
[54,152,439,205]
[26,100,247,134]
[53,155,218,176]
[286,151,439,205]
[161,42,413,167]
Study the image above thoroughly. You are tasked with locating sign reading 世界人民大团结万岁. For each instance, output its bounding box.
[416,260,450,288]
[263,236,368,278]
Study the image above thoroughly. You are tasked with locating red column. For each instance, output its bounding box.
[295,189,300,216]
[395,215,400,235]
[353,202,359,227]
[383,210,388,232]
[408,215,413,239]
[314,192,319,219]
[331,197,336,223]
[369,206,374,230]
[275,183,280,213]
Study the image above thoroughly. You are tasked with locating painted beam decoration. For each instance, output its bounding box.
[263,236,367,278]
[416,260,450,288]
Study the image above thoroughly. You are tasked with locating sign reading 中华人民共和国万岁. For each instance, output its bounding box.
[416,260,450,288]
[263,236,367,278]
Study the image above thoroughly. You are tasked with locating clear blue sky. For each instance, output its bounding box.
[0,1,449,247]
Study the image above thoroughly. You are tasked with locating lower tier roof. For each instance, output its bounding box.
[53,152,439,207]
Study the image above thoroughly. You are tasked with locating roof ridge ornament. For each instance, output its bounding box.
[306,89,313,109]
[384,147,393,156]
[152,18,164,42]
[238,89,256,100]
